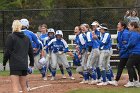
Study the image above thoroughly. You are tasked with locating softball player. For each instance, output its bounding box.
[46,30,75,80]
[39,24,48,46]
[79,24,91,84]
[95,24,112,86]
[87,32,100,85]
[45,28,66,79]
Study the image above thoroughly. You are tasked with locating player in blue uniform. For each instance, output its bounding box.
[46,30,75,80]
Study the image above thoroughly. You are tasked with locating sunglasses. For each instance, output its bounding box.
[74,32,78,33]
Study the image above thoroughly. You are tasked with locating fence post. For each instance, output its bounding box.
[2,11,5,53]
[79,8,82,24]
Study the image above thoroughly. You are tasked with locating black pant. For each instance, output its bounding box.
[126,54,140,82]
[115,58,137,81]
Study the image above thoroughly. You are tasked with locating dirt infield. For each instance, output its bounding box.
[0,74,129,93]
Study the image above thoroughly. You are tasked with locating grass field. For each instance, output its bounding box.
[67,88,140,93]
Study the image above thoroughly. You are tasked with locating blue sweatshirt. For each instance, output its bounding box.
[117,29,130,58]
[125,31,140,55]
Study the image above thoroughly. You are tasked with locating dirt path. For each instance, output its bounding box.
[0,74,129,93]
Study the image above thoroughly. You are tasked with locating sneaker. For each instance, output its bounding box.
[69,76,75,80]
[43,77,47,81]
[50,77,55,81]
[97,82,108,86]
[27,87,30,91]
[124,81,134,87]
[88,80,97,85]
[96,79,102,83]
[108,80,118,86]
[79,79,89,84]
[134,81,140,87]
[62,75,67,79]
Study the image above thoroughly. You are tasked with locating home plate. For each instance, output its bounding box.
[19,84,51,92]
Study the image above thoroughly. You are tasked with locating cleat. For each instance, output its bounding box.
[108,80,118,86]
[43,77,47,81]
[88,80,97,85]
[69,76,75,80]
[97,82,108,86]
[50,77,55,81]
[96,79,102,83]
[27,87,30,91]
[134,81,140,87]
[62,75,67,79]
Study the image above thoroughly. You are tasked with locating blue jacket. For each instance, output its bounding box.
[46,38,69,53]
[74,33,86,53]
[22,29,40,48]
[97,32,111,50]
[117,29,130,58]
[85,31,93,48]
[125,31,140,55]
[40,33,48,47]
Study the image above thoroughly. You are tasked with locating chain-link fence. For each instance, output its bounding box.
[0,7,140,71]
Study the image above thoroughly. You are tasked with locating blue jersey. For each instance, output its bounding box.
[21,29,40,48]
[73,52,81,66]
[92,38,100,49]
[85,31,93,48]
[74,33,86,53]
[40,33,48,46]
[94,29,100,40]
[47,38,69,53]
[32,40,43,56]
[97,32,111,50]
[117,29,130,58]
[126,31,140,55]
[45,36,55,53]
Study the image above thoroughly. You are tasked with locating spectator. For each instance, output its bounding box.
[3,20,34,93]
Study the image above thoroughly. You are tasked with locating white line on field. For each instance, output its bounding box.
[19,84,51,92]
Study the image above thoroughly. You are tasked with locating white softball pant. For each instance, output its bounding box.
[51,52,69,69]
[99,50,110,71]
[87,48,100,69]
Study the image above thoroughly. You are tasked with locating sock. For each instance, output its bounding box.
[51,68,56,77]
[106,70,112,81]
[96,67,101,79]
[101,70,106,82]
[79,72,84,76]
[91,68,97,80]
[109,68,114,78]
[59,65,64,75]
[66,68,72,77]
[49,65,52,73]
[83,71,89,81]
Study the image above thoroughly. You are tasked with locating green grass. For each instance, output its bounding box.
[67,88,140,93]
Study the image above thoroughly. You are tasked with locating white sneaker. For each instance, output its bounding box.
[62,75,67,79]
[124,81,134,87]
[27,87,30,91]
[96,79,102,83]
[79,79,89,84]
[43,77,47,81]
[97,82,108,86]
[134,81,140,87]
[108,80,118,86]
[88,79,97,85]
[69,76,75,80]
[50,77,55,81]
